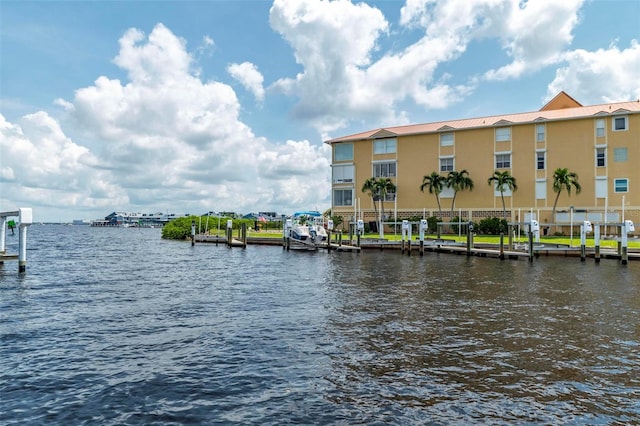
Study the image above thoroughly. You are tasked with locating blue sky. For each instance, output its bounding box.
[1,0,639,222]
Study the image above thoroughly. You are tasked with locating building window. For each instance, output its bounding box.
[333,189,353,206]
[535,179,546,200]
[596,177,607,198]
[373,161,396,177]
[440,132,454,146]
[536,151,545,170]
[332,164,354,184]
[613,116,628,131]
[373,138,397,154]
[495,127,511,142]
[614,178,628,193]
[492,182,512,197]
[334,143,353,161]
[440,157,454,172]
[596,119,605,137]
[495,153,511,169]
[596,147,606,167]
[614,147,628,162]
[536,124,545,142]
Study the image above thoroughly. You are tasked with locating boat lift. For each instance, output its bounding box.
[1,208,33,273]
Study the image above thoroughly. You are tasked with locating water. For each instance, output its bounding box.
[1,225,639,424]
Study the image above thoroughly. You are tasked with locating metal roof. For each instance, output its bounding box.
[324,94,640,144]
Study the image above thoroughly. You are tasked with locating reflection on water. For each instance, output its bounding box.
[1,225,639,424]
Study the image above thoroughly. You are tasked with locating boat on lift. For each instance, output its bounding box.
[284,211,328,250]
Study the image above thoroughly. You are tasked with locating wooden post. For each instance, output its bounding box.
[528,231,534,263]
[191,220,196,246]
[499,232,505,260]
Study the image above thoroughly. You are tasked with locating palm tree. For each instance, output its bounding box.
[446,169,474,217]
[361,177,379,219]
[375,177,396,223]
[487,170,518,219]
[551,168,582,230]
[420,172,446,218]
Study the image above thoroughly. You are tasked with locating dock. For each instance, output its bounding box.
[190,232,638,261]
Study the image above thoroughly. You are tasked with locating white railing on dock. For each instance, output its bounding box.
[1,208,33,273]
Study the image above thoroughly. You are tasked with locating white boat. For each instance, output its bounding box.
[284,211,328,250]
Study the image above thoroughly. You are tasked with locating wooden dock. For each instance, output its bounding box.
[190,233,638,261]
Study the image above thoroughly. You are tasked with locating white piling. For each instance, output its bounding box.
[18,208,33,273]
[0,215,6,255]
[594,224,601,263]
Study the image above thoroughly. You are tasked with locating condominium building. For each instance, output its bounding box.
[325,92,640,232]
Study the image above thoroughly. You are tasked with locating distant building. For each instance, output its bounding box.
[91,212,189,227]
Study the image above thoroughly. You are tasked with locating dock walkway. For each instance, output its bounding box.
[191,234,638,260]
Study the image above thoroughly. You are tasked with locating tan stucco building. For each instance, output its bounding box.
[325,92,640,232]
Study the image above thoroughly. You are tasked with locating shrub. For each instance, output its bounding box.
[427,216,439,233]
[477,217,508,235]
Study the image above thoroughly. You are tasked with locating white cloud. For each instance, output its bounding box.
[269,0,400,133]
[483,0,584,80]
[2,23,331,220]
[0,112,126,212]
[547,40,640,104]
[227,62,265,102]
[399,0,584,81]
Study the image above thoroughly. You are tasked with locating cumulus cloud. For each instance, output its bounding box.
[272,0,585,135]
[266,0,614,137]
[547,40,640,104]
[269,0,398,133]
[268,0,474,131]
[227,62,265,102]
[0,112,126,212]
[400,0,583,81]
[2,23,330,219]
[482,0,584,80]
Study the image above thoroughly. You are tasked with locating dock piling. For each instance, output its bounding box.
[621,220,635,265]
[580,221,592,262]
[419,219,427,257]
[594,224,600,263]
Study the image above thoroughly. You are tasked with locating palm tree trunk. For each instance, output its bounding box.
[552,192,562,233]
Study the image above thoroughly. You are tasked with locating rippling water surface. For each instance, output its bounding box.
[1,225,639,424]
